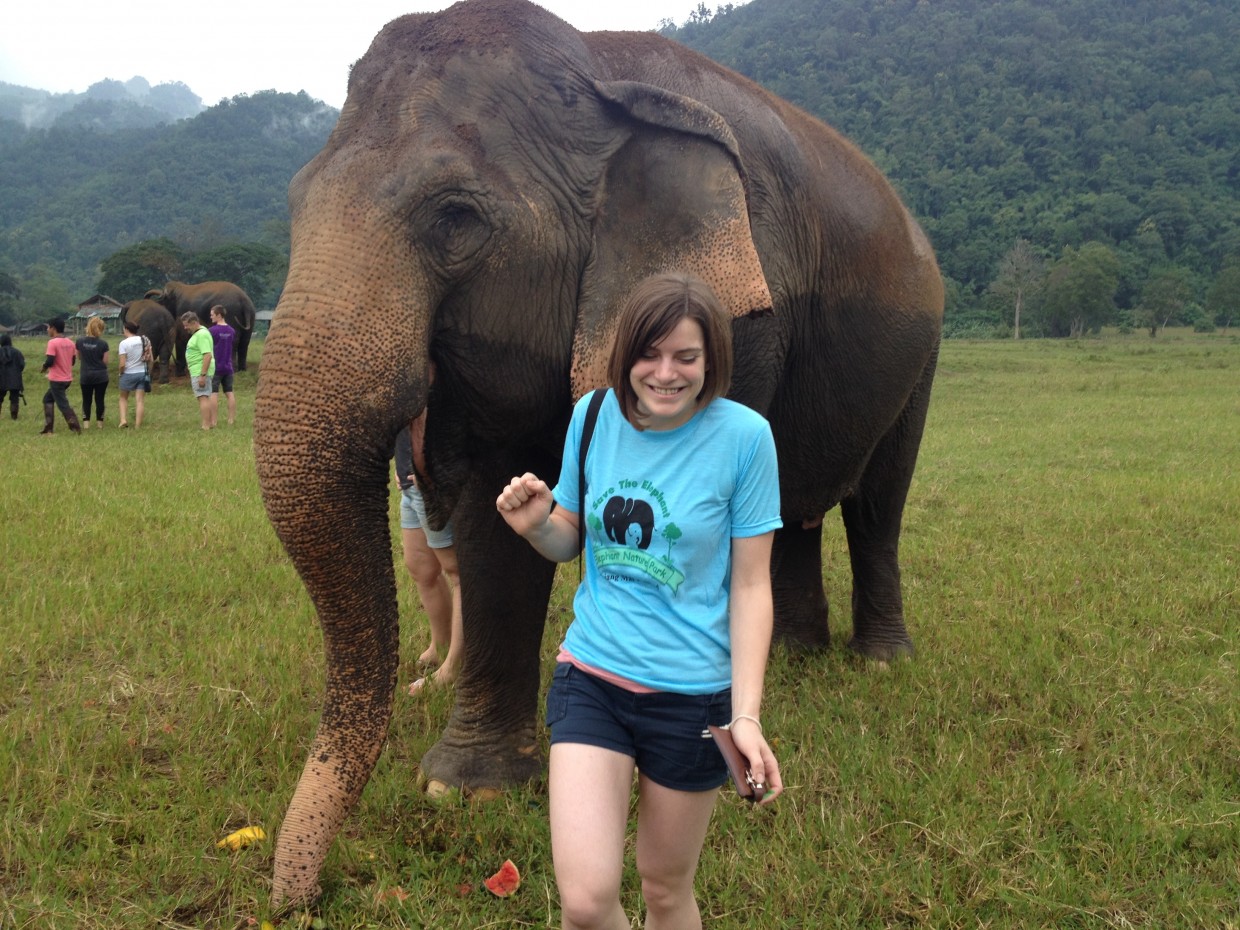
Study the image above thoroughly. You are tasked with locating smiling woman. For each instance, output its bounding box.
[496,270,784,929]
[610,275,728,432]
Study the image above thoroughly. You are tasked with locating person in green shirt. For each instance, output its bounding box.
[181,312,216,430]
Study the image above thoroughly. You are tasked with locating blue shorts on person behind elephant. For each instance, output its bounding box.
[118,372,145,391]
[545,662,731,792]
[399,483,454,549]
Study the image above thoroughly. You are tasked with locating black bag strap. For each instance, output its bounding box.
[577,388,606,579]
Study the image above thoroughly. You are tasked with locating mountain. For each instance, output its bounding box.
[0,90,337,307]
[0,77,204,131]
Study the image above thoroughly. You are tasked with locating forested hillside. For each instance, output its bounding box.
[667,0,1240,333]
[2,0,1237,334]
[0,91,335,321]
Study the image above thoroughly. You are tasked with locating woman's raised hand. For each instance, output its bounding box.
[496,473,555,536]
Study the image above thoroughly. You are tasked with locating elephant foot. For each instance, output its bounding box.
[772,587,832,650]
[773,617,832,651]
[846,634,915,663]
[420,726,542,792]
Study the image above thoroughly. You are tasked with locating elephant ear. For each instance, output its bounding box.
[570,80,773,400]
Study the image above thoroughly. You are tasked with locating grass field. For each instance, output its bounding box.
[1,332,1236,929]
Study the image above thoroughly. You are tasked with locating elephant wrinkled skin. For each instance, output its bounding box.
[254,0,943,907]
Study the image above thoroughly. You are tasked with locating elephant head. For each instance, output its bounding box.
[253,0,772,906]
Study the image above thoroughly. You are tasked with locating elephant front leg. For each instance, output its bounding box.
[419,452,559,791]
[771,521,831,650]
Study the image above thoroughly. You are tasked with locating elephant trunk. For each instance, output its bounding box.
[255,223,432,905]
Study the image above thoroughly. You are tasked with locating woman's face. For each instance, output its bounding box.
[629,317,707,431]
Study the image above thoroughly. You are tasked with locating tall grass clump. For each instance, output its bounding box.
[1,332,1236,929]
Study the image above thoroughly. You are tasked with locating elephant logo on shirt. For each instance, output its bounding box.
[603,496,655,549]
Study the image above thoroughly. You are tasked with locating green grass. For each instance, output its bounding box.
[1,332,1237,929]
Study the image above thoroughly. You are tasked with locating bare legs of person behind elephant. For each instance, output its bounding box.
[400,488,463,694]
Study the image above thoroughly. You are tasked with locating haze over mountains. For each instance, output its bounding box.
[0,77,207,131]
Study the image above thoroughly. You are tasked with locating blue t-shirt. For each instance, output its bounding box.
[553,389,781,693]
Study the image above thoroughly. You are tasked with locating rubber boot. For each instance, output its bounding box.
[40,402,54,434]
[8,398,16,420]
[63,407,82,434]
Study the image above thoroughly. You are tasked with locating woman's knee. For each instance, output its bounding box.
[558,883,622,930]
[403,549,441,585]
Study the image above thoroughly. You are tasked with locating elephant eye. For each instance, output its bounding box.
[428,201,490,265]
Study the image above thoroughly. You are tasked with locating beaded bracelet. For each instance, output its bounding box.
[728,714,763,733]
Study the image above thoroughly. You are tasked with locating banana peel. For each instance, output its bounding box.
[217,825,266,850]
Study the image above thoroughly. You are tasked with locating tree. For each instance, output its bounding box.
[183,242,287,308]
[1135,265,1193,336]
[988,239,1044,339]
[96,239,186,301]
[1037,242,1121,337]
[661,522,683,562]
[0,271,19,326]
[1204,263,1240,332]
[13,265,74,323]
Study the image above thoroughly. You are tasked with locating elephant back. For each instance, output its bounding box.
[150,280,256,329]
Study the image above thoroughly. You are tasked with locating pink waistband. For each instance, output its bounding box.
[557,646,656,694]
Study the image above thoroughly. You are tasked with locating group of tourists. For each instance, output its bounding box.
[0,306,238,433]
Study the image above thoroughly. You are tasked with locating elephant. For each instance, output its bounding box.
[144,280,256,373]
[119,299,176,384]
[253,0,943,907]
[603,496,656,548]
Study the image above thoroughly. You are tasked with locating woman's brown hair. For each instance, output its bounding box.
[607,272,734,428]
[85,316,105,338]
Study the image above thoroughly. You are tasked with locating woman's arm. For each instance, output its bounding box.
[496,473,581,563]
[728,530,782,802]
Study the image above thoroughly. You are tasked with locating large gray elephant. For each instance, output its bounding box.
[145,280,256,373]
[254,0,942,907]
[119,299,176,384]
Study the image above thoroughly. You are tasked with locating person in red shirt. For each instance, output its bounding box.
[40,317,80,434]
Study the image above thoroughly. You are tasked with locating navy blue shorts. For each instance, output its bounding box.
[545,662,731,792]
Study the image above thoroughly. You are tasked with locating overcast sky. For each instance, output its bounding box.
[1,1,736,110]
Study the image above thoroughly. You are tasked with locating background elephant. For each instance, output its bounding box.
[145,280,256,373]
[119,299,176,384]
[254,0,942,906]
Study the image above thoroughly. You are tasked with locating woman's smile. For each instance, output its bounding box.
[629,318,707,431]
